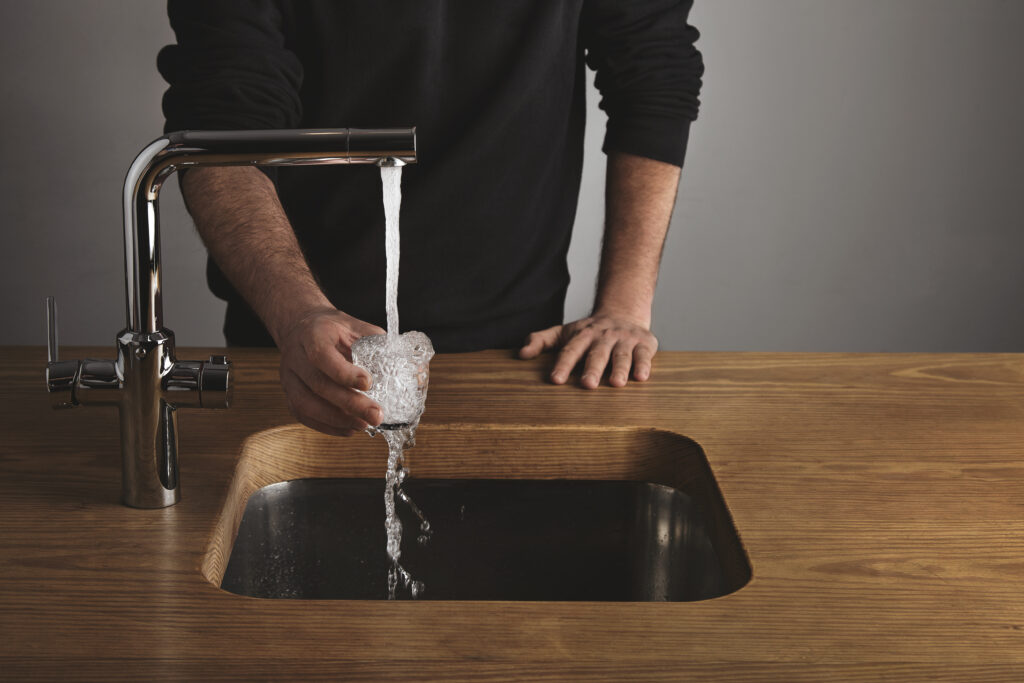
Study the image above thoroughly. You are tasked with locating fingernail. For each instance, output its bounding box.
[550,371,563,383]
[368,408,381,424]
[358,376,372,391]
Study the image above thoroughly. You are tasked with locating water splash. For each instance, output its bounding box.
[382,427,430,599]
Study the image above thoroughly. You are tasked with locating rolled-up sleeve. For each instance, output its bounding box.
[157,0,303,133]
[582,0,704,167]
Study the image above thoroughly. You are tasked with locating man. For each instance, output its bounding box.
[159,1,703,436]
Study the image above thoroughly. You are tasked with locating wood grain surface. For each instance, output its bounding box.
[1,345,1023,681]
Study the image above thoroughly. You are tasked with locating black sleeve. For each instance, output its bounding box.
[581,0,704,167]
[157,0,303,133]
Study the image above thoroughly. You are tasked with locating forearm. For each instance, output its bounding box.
[594,152,681,328]
[181,166,332,344]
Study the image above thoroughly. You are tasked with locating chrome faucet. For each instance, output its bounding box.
[46,128,418,508]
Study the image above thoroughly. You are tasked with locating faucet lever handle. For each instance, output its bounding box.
[46,296,59,363]
[44,296,79,408]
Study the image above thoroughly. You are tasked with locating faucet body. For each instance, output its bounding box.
[47,128,417,508]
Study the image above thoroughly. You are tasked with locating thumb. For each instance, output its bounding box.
[346,316,386,339]
[518,325,562,359]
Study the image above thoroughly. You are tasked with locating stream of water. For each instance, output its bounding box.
[381,165,402,342]
[377,165,432,599]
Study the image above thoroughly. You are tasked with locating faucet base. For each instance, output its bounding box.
[117,329,180,508]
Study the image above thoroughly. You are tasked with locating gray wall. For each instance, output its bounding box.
[3,0,1023,351]
[1,0,206,348]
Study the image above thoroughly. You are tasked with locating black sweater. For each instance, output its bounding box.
[159,0,703,352]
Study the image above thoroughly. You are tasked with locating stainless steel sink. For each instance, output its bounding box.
[221,476,749,601]
[210,424,751,602]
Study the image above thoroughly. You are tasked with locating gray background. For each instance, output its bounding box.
[2,0,1022,351]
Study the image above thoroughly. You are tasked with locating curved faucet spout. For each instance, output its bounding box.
[122,127,417,334]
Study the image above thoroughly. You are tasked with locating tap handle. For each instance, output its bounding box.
[45,296,79,408]
[200,355,232,409]
[46,296,58,363]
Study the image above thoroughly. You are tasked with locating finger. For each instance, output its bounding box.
[354,321,386,338]
[633,343,656,382]
[282,369,373,431]
[307,339,373,390]
[581,337,616,390]
[609,340,636,387]
[284,369,368,429]
[297,415,358,438]
[550,329,594,384]
[293,363,382,425]
[519,325,562,359]
[317,310,385,354]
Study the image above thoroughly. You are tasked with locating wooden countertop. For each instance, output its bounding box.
[2,346,1023,680]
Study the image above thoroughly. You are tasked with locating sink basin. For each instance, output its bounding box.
[205,424,751,602]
